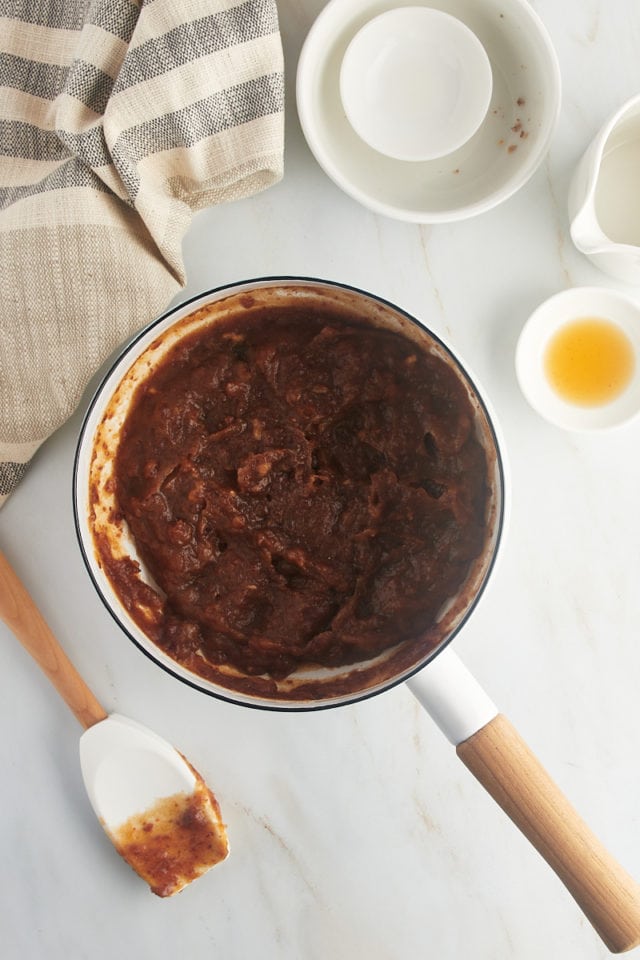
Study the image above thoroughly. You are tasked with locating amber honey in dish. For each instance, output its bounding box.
[544,316,635,406]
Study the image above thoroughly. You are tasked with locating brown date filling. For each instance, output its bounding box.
[110,306,490,681]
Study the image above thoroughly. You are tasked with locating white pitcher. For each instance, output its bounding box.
[569,93,640,284]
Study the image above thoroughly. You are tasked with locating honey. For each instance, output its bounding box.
[544,316,635,406]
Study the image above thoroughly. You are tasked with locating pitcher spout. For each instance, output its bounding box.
[568,93,640,285]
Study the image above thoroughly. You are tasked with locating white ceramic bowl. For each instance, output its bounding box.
[339,7,493,162]
[297,0,561,223]
[515,287,640,431]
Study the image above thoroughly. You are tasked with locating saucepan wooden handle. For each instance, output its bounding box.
[407,648,640,953]
[0,548,107,729]
[457,714,640,954]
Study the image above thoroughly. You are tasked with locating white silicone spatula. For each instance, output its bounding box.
[0,548,228,896]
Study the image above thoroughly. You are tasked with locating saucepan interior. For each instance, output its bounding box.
[74,278,505,711]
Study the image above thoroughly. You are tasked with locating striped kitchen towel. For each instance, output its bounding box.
[0,0,284,506]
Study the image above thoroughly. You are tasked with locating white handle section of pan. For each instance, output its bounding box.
[405,644,498,745]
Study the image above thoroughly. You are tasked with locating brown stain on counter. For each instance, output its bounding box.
[238,802,320,900]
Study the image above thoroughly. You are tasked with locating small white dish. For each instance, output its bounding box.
[296,0,561,223]
[515,287,640,431]
[339,7,492,163]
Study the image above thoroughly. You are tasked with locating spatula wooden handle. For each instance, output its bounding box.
[0,548,107,729]
[457,714,640,954]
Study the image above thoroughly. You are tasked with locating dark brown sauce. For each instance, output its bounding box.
[102,303,490,685]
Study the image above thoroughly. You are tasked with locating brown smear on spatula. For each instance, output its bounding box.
[108,766,228,897]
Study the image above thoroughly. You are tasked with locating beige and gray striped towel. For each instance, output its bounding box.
[0,0,284,506]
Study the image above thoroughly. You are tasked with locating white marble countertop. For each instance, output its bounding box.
[3,1,640,957]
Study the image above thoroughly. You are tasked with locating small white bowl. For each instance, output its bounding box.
[296,0,561,223]
[339,7,493,163]
[515,287,640,431]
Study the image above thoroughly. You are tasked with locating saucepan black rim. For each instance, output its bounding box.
[73,275,506,712]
